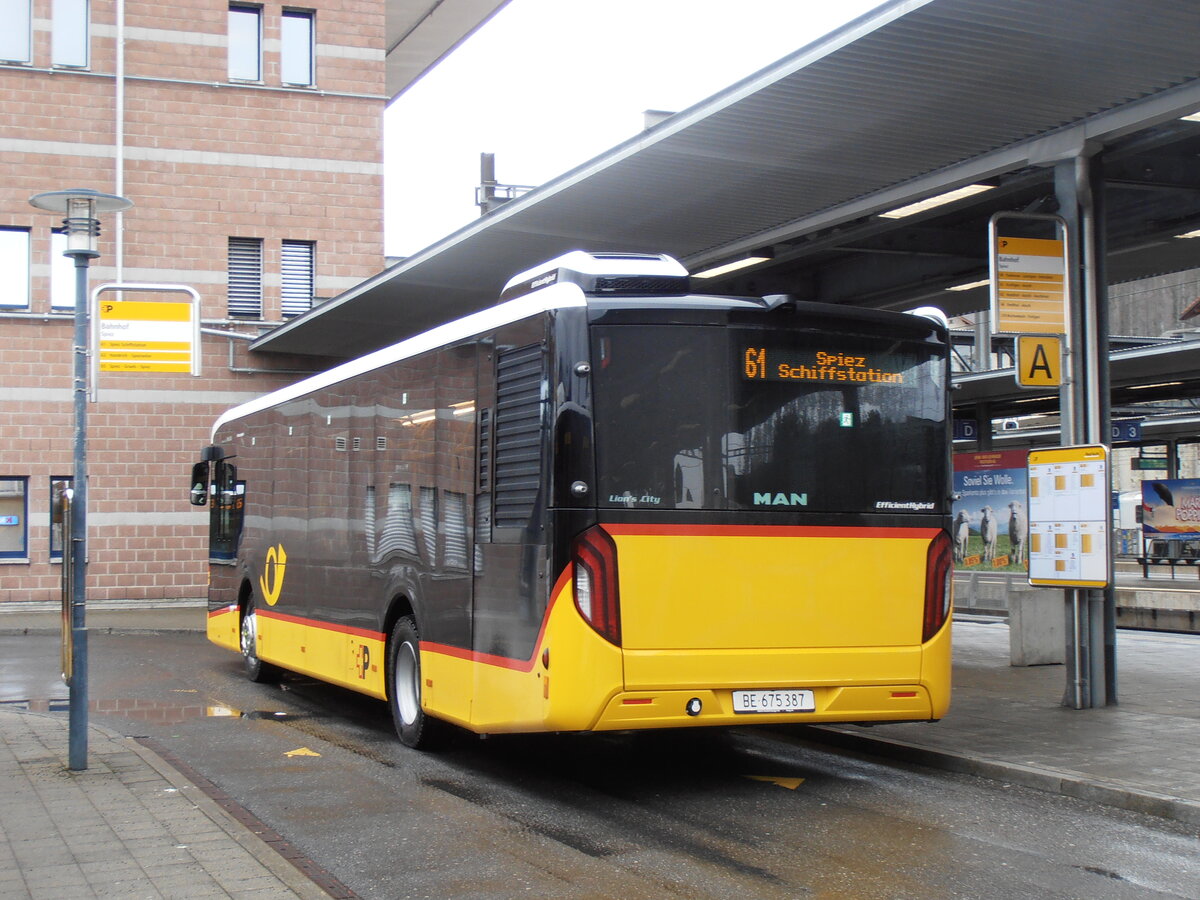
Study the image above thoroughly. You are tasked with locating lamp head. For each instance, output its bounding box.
[29,188,133,256]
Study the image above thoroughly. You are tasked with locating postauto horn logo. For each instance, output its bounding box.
[259,544,287,606]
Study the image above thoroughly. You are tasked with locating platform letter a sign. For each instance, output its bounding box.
[1016,335,1062,387]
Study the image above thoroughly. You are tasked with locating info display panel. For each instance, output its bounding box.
[1027,444,1110,588]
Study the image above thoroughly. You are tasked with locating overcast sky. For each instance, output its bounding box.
[383,0,886,258]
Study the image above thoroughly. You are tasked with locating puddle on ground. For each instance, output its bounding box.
[1,698,298,725]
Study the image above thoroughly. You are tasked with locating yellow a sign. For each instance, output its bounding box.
[1015,335,1062,387]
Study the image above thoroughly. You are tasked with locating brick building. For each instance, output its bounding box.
[0,0,388,604]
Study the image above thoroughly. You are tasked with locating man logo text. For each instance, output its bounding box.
[754,492,808,507]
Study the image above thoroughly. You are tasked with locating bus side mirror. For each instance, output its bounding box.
[190,460,211,506]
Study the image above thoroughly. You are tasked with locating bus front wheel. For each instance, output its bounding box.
[241,597,281,684]
[387,616,444,750]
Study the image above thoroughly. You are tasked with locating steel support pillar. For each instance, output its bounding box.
[1054,153,1117,708]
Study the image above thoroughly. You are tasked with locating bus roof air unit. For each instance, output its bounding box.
[499,251,690,302]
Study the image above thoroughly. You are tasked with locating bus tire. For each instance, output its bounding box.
[241,597,281,684]
[387,616,444,750]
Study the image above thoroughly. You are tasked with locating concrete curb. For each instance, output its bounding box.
[0,600,207,613]
[0,601,207,636]
[794,725,1200,828]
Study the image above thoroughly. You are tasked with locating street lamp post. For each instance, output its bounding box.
[29,188,133,771]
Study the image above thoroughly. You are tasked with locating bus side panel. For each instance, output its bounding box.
[207,604,239,653]
[206,426,257,653]
[208,559,240,631]
[255,609,388,699]
[536,575,625,731]
[922,607,953,719]
[422,570,624,734]
[419,647,474,728]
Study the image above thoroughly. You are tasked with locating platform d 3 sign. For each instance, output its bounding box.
[98,300,194,373]
[1015,335,1062,387]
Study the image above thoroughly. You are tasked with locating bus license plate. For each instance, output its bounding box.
[732,689,815,714]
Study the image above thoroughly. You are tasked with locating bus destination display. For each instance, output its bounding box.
[742,346,907,384]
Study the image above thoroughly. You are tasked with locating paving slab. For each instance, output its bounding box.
[0,708,330,900]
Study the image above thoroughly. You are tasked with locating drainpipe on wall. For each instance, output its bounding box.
[115,0,125,282]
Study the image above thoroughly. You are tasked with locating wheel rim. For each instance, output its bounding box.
[240,610,258,661]
[395,641,419,726]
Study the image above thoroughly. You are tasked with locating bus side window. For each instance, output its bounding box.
[210,461,245,561]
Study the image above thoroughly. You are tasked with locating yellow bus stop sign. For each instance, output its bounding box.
[1015,335,1061,387]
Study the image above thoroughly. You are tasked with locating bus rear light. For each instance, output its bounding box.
[923,531,953,642]
[572,526,621,645]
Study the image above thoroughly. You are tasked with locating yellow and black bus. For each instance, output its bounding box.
[190,251,953,749]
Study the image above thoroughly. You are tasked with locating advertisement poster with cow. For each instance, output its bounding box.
[953,450,1029,572]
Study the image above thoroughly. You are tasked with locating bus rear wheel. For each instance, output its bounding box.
[387,616,444,750]
[241,598,281,684]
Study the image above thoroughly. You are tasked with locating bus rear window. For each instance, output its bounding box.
[590,324,947,514]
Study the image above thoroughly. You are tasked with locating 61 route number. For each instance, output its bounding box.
[745,347,767,379]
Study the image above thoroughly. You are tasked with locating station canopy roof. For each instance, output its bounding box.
[386,0,511,101]
[260,0,1200,363]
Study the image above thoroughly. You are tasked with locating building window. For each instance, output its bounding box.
[281,240,315,318]
[281,9,314,86]
[0,228,30,309]
[51,230,76,309]
[0,0,31,63]
[227,237,263,318]
[0,478,28,561]
[50,477,72,561]
[52,0,89,67]
[228,4,261,81]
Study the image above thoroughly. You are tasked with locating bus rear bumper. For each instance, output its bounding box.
[592,683,936,730]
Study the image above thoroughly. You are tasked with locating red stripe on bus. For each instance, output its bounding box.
[207,605,237,619]
[600,523,941,539]
[421,640,540,673]
[422,566,573,672]
[256,608,384,642]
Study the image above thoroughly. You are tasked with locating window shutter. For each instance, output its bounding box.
[227,237,262,318]
[281,240,315,318]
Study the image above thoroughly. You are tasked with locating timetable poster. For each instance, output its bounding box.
[1027,445,1110,587]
